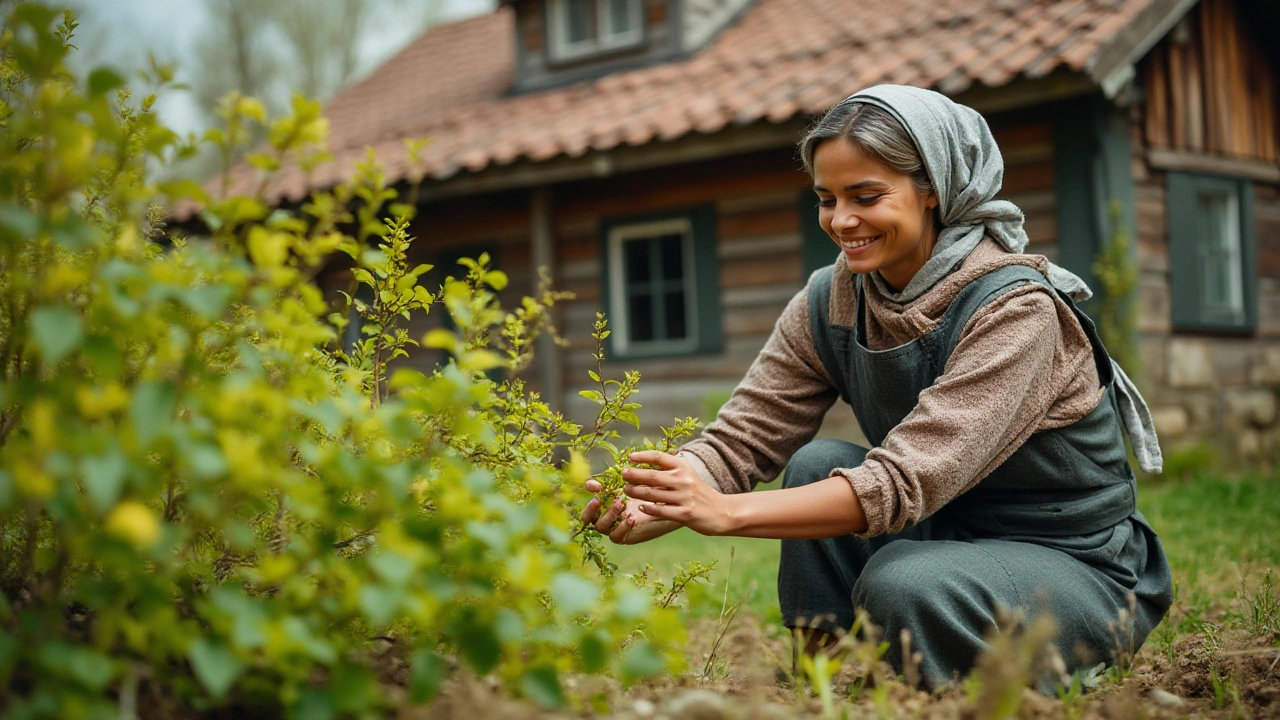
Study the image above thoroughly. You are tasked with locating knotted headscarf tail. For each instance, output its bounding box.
[840,85,1163,473]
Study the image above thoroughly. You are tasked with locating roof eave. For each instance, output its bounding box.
[413,117,810,203]
[1085,0,1201,98]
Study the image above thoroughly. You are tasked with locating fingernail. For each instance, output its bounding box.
[613,500,624,511]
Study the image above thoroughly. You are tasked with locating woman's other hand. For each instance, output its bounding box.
[623,450,736,536]
[581,479,681,545]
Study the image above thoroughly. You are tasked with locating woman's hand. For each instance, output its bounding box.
[580,480,681,545]
[622,450,736,536]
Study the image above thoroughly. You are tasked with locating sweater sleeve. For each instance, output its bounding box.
[679,283,840,494]
[834,285,1100,537]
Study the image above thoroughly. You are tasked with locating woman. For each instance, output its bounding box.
[581,85,1173,690]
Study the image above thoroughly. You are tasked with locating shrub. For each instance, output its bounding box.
[0,6,688,717]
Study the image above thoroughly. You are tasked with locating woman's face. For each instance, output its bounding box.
[812,137,939,291]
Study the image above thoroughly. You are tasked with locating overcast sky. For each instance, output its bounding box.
[69,0,494,134]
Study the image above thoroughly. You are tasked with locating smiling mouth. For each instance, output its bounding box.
[839,235,881,250]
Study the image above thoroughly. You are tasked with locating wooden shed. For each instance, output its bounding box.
[216,0,1280,465]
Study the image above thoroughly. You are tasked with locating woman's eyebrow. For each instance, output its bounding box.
[813,181,889,193]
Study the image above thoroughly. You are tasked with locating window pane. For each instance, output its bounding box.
[663,290,687,340]
[628,292,654,342]
[658,233,684,281]
[1196,190,1241,312]
[566,0,596,43]
[607,0,636,35]
[623,238,651,284]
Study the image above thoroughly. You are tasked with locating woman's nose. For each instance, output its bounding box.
[832,203,861,233]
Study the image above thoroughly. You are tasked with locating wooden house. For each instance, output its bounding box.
[217,0,1280,465]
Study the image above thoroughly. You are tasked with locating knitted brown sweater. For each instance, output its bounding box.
[679,238,1105,538]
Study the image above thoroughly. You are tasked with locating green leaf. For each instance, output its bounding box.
[158,179,211,205]
[87,68,125,97]
[289,689,336,720]
[617,410,641,429]
[66,647,113,690]
[29,306,83,365]
[620,641,664,682]
[49,216,100,249]
[409,650,446,704]
[188,639,243,699]
[494,608,523,643]
[179,286,233,318]
[551,572,599,617]
[453,613,500,674]
[521,666,563,709]
[358,584,401,626]
[616,590,651,621]
[130,380,176,445]
[82,450,127,512]
[0,203,39,238]
[187,442,227,479]
[369,551,414,586]
[83,335,123,378]
[579,630,607,673]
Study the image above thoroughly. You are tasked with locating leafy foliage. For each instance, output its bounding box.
[0,6,700,717]
[1091,199,1139,377]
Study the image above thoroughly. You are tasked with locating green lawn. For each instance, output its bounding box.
[608,473,1280,625]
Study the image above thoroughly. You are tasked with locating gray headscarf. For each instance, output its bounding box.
[842,85,1162,473]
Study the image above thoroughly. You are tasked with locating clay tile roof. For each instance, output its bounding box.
[213,0,1158,206]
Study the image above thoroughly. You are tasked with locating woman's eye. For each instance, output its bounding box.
[816,198,835,209]
[855,194,883,206]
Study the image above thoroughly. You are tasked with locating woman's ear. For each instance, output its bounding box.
[926,192,939,210]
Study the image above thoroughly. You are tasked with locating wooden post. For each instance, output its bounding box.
[530,185,562,410]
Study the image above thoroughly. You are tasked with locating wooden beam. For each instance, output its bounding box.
[1146,148,1280,182]
[417,119,810,203]
[1086,0,1201,98]
[530,185,562,409]
[951,70,1097,114]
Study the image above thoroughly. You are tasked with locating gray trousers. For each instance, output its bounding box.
[777,439,1169,691]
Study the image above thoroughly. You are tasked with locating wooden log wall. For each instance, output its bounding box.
[327,108,1061,444]
[1140,0,1279,162]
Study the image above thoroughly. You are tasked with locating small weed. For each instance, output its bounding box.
[799,649,843,719]
[965,611,1061,720]
[1055,671,1085,720]
[1210,664,1244,715]
[1104,593,1139,680]
[700,548,752,679]
[1240,568,1279,639]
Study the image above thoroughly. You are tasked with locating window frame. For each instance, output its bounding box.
[545,0,645,63]
[600,206,721,360]
[1167,172,1258,334]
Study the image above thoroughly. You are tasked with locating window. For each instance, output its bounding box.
[602,208,721,359]
[547,0,644,61]
[1168,173,1257,332]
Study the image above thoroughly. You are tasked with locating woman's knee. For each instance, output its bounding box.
[783,439,869,490]
[853,540,1006,628]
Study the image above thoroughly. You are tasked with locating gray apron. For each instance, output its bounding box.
[777,264,1172,690]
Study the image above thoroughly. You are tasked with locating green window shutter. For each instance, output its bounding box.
[1167,172,1257,333]
[799,189,834,277]
[690,204,723,355]
[599,205,721,360]
[1167,173,1200,329]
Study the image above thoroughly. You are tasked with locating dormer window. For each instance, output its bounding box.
[548,0,644,62]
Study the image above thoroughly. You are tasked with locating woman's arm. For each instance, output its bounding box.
[622,450,867,539]
[625,285,1096,541]
[678,281,840,494]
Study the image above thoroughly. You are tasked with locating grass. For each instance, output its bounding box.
[614,473,1280,619]
[423,472,1280,718]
